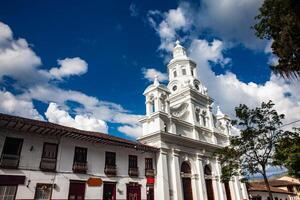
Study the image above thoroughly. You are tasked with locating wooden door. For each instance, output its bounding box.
[103,182,116,200]
[182,177,193,200]
[205,179,214,200]
[224,182,231,200]
[147,187,154,200]
[68,181,85,200]
[127,185,141,200]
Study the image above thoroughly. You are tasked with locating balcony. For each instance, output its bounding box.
[128,167,139,177]
[0,154,20,168]
[72,162,87,173]
[145,168,155,177]
[104,165,117,176]
[40,158,57,171]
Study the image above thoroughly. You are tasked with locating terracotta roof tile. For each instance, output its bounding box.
[248,183,296,195]
[0,113,158,153]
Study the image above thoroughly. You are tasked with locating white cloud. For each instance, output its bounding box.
[0,22,42,86]
[264,40,279,66]
[142,68,168,82]
[0,22,13,44]
[197,0,265,49]
[0,90,43,120]
[48,57,88,80]
[45,102,108,133]
[148,5,191,51]
[118,125,142,138]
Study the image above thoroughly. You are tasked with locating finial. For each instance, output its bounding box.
[175,40,180,46]
[216,106,224,116]
[154,75,159,86]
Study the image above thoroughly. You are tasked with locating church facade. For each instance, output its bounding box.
[138,41,248,200]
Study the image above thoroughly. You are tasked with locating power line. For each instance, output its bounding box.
[280,119,300,128]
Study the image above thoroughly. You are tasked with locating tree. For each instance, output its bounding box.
[216,101,289,200]
[254,0,300,79]
[273,128,300,178]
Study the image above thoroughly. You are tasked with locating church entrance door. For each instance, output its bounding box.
[181,162,193,200]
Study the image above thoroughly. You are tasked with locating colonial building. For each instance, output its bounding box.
[138,40,248,200]
[248,182,297,200]
[0,113,157,200]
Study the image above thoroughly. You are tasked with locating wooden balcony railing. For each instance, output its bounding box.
[72,161,87,173]
[128,167,139,177]
[145,168,155,177]
[0,154,20,168]
[40,157,57,171]
[104,165,117,176]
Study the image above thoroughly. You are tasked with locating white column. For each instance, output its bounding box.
[215,160,226,200]
[171,149,183,200]
[155,149,170,200]
[233,176,242,200]
[196,155,207,200]
[240,180,249,200]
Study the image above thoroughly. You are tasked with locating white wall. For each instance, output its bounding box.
[0,128,156,200]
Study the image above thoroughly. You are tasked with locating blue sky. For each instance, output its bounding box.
[0,0,299,141]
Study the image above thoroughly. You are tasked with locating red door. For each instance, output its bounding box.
[127,185,141,200]
[68,181,86,200]
[103,182,116,200]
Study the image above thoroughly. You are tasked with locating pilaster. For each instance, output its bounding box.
[155,149,170,200]
[195,154,207,200]
[171,149,183,200]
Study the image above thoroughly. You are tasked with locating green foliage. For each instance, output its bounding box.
[254,0,300,78]
[273,128,300,178]
[216,101,288,182]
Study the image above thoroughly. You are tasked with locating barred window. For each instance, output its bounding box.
[129,155,138,169]
[105,152,116,166]
[145,158,153,170]
[34,184,52,200]
[0,185,17,200]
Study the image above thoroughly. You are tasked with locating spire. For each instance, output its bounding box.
[153,75,159,86]
[173,39,187,59]
[216,106,224,117]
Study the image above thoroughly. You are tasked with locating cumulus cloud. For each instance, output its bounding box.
[0,21,142,138]
[118,125,142,138]
[198,0,265,49]
[148,4,191,51]
[48,57,88,80]
[45,102,108,133]
[189,39,300,128]
[0,90,43,120]
[142,68,168,82]
[0,22,43,86]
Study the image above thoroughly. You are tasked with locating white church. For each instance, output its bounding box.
[0,41,248,200]
[138,40,248,200]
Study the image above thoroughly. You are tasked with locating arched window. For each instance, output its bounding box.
[195,107,200,122]
[173,70,177,78]
[181,162,191,174]
[182,68,187,75]
[149,96,155,113]
[204,165,214,200]
[181,162,193,200]
[201,111,207,127]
